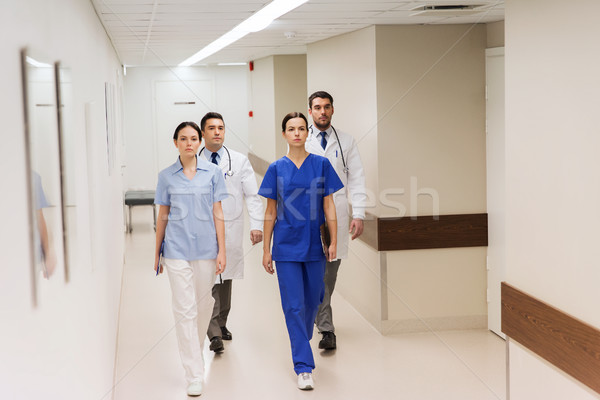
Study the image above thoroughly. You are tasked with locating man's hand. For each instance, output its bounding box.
[250,230,263,245]
[349,218,364,240]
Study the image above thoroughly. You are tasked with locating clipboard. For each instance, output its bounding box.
[156,241,164,276]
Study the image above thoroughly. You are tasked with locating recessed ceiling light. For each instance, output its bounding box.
[179,0,308,66]
[217,62,248,66]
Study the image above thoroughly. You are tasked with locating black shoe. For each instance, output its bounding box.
[220,326,232,340]
[209,336,224,353]
[318,331,337,350]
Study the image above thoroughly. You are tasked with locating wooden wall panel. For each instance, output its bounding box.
[377,213,488,251]
[502,282,600,394]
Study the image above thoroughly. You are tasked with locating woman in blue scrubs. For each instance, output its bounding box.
[154,121,228,397]
[259,112,343,390]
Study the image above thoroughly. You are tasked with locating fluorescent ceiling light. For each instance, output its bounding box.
[217,62,248,66]
[26,56,52,68]
[179,0,308,67]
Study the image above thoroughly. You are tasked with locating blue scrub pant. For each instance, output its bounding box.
[275,260,326,374]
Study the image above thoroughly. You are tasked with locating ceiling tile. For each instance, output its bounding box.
[91,0,504,66]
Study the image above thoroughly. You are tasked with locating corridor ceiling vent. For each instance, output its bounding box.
[410,4,487,17]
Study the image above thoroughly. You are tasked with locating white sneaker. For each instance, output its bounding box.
[297,372,314,390]
[187,380,203,396]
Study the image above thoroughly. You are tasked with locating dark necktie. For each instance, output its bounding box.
[211,152,219,165]
[320,132,327,150]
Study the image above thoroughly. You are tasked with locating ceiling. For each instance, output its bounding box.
[91,0,504,67]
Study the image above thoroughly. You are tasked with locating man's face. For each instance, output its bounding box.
[309,97,334,131]
[202,118,225,150]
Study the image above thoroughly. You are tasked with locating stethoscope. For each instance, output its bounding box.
[198,146,234,177]
[309,125,348,174]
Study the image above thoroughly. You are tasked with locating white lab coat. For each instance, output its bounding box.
[305,126,366,259]
[200,147,263,280]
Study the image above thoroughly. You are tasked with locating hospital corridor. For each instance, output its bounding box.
[113,207,505,400]
[4,1,600,399]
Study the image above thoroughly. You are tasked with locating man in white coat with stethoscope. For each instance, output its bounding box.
[199,112,264,353]
[305,91,367,350]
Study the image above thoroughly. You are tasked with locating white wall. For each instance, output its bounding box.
[486,47,506,337]
[376,24,488,332]
[307,27,382,327]
[249,57,277,162]
[0,0,125,398]
[487,20,505,48]
[385,248,487,331]
[376,24,487,217]
[122,66,250,191]
[307,26,379,200]
[505,0,600,397]
[273,55,307,158]
[306,24,488,334]
[248,55,307,163]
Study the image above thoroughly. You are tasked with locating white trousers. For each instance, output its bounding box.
[164,258,216,384]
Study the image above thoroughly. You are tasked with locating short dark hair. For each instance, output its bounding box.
[173,121,201,140]
[281,112,308,132]
[308,91,334,108]
[200,112,225,132]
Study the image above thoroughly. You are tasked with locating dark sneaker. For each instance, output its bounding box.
[220,326,232,340]
[318,331,336,350]
[209,336,224,353]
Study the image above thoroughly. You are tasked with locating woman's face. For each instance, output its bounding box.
[282,117,308,148]
[174,126,201,157]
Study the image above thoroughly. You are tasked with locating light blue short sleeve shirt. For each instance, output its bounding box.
[33,171,49,210]
[155,156,228,261]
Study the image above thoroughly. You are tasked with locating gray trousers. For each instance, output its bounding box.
[315,259,341,333]
[207,279,232,339]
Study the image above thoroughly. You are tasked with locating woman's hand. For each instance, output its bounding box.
[327,243,337,262]
[262,251,274,274]
[155,205,169,276]
[42,247,57,279]
[216,251,226,275]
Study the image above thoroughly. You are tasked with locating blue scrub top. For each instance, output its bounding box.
[258,153,343,262]
[155,156,228,261]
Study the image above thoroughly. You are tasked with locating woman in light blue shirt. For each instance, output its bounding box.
[33,171,55,278]
[154,121,228,397]
[259,112,343,390]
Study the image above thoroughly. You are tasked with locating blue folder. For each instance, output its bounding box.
[156,241,164,276]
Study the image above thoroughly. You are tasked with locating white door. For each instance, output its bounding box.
[486,47,506,338]
[154,80,213,173]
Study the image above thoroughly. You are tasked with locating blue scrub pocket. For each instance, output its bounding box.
[192,187,213,222]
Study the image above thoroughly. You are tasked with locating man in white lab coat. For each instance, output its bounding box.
[305,91,367,350]
[199,112,264,353]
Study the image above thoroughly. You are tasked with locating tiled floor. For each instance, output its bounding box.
[113,207,506,400]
